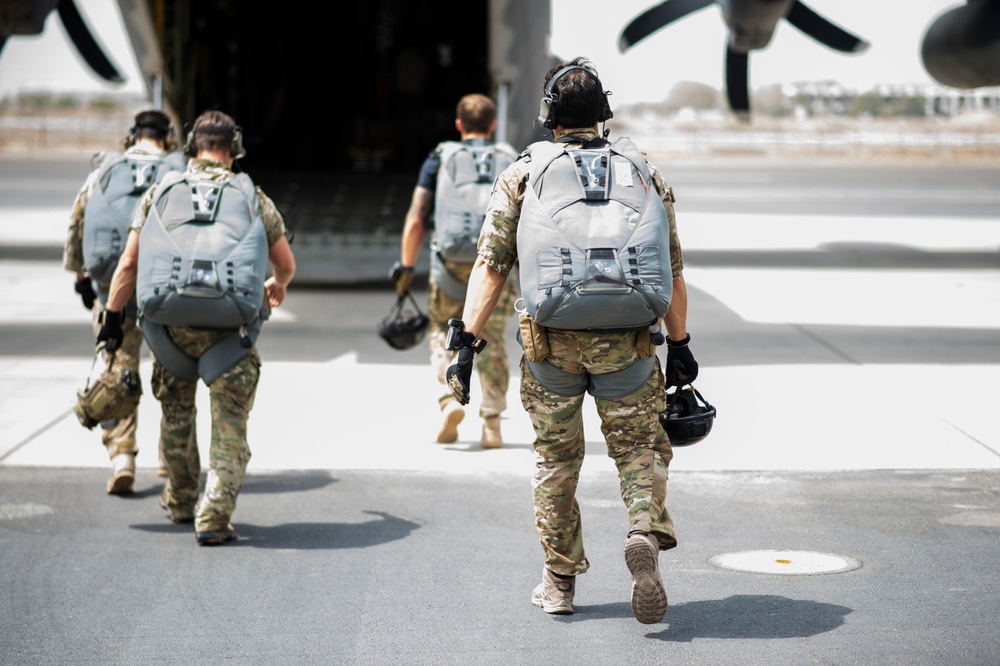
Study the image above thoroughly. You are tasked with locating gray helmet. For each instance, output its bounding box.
[377,291,429,350]
[659,384,716,447]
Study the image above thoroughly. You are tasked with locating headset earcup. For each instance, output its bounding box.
[600,94,614,123]
[231,126,246,159]
[538,96,552,129]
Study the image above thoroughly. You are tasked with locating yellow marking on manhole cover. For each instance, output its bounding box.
[709,550,862,575]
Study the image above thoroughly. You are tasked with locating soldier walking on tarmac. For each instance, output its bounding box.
[99,110,295,545]
[445,58,699,623]
[64,109,185,494]
[390,94,519,448]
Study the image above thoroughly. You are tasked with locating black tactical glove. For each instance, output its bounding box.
[74,277,96,310]
[96,309,125,353]
[447,347,476,406]
[445,318,487,405]
[665,333,699,386]
[389,261,415,297]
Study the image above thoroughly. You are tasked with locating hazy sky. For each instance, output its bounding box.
[0,0,963,105]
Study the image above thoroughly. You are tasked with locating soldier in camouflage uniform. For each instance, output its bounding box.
[446,59,699,624]
[63,110,180,494]
[98,110,296,546]
[390,94,518,449]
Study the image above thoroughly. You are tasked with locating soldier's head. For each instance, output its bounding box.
[127,110,173,150]
[456,94,496,137]
[538,57,613,130]
[184,110,246,161]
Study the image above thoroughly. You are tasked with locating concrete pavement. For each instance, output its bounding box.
[1,164,999,664]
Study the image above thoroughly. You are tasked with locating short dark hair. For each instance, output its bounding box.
[190,110,238,155]
[542,57,607,129]
[132,110,171,142]
[456,94,496,134]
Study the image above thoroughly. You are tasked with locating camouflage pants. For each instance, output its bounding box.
[427,276,515,418]
[520,330,676,577]
[152,326,260,532]
[90,301,141,458]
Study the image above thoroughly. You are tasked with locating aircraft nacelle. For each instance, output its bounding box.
[719,0,794,52]
[0,0,58,35]
[921,0,1000,89]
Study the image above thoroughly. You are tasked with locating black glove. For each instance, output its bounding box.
[665,333,698,386]
[389,261,414,297]
[96,309,125,353]
[446,347,476,406]
[74,277,96,310]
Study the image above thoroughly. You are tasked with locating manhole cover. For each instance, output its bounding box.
[709,550,862,575]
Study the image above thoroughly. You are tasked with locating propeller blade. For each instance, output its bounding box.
[785,1,870,54]
[619,0,715,53]
[56,0,124,83]
[725,46,750,120]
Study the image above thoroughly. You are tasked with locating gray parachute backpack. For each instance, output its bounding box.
[516,136,673,330]
[432,140,518,263]
[82,150,185,291]
[136,170,268,383]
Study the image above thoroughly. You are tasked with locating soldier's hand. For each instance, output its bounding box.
[666,333,698,386]
[446,347,475,405]
[96,309,125,353]
[265,276,287,308]
[389,261,414,297]
[74,277,96,310]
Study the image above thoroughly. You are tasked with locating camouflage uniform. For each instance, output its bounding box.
[427,259,515,418]
[420,138,517,423]
[64,145,170,461]
[479,128,683,576]
[132,158,287,532]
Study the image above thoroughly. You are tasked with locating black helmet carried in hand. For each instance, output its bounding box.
[378,291,430,350]
[658,384,716,447]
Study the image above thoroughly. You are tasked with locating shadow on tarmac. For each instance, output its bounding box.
[559,594,852,641]
[129,510,420,550]
[648,595,853,642]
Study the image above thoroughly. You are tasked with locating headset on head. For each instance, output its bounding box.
[182,123,246,160]
[537,63,614,130]
[124,117,175,150]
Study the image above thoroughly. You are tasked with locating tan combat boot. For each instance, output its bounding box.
[531,568,575,615]
[481,415,502,449]
[437,400,465,444]
[624,531,667,624]
[106,452,135,495]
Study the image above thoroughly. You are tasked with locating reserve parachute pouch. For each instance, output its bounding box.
[517,311,550,363]
[74,347,142,429]
[581,248,629,295]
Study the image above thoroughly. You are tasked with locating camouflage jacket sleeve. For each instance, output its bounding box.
[63,173,95,274]
[256,187,287,247]
[648,161,684,279]
[477,156,531,277]
[129,185,158,232]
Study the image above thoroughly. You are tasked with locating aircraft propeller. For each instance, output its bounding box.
[618,0,869,119]
[0,0,123,83]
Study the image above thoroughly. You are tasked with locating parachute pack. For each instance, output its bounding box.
[432,140,518,263]
[136,170,269,383]
[516,136,673,331]
[82,150,185,289]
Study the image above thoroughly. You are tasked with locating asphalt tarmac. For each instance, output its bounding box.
[1,154,998,665]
